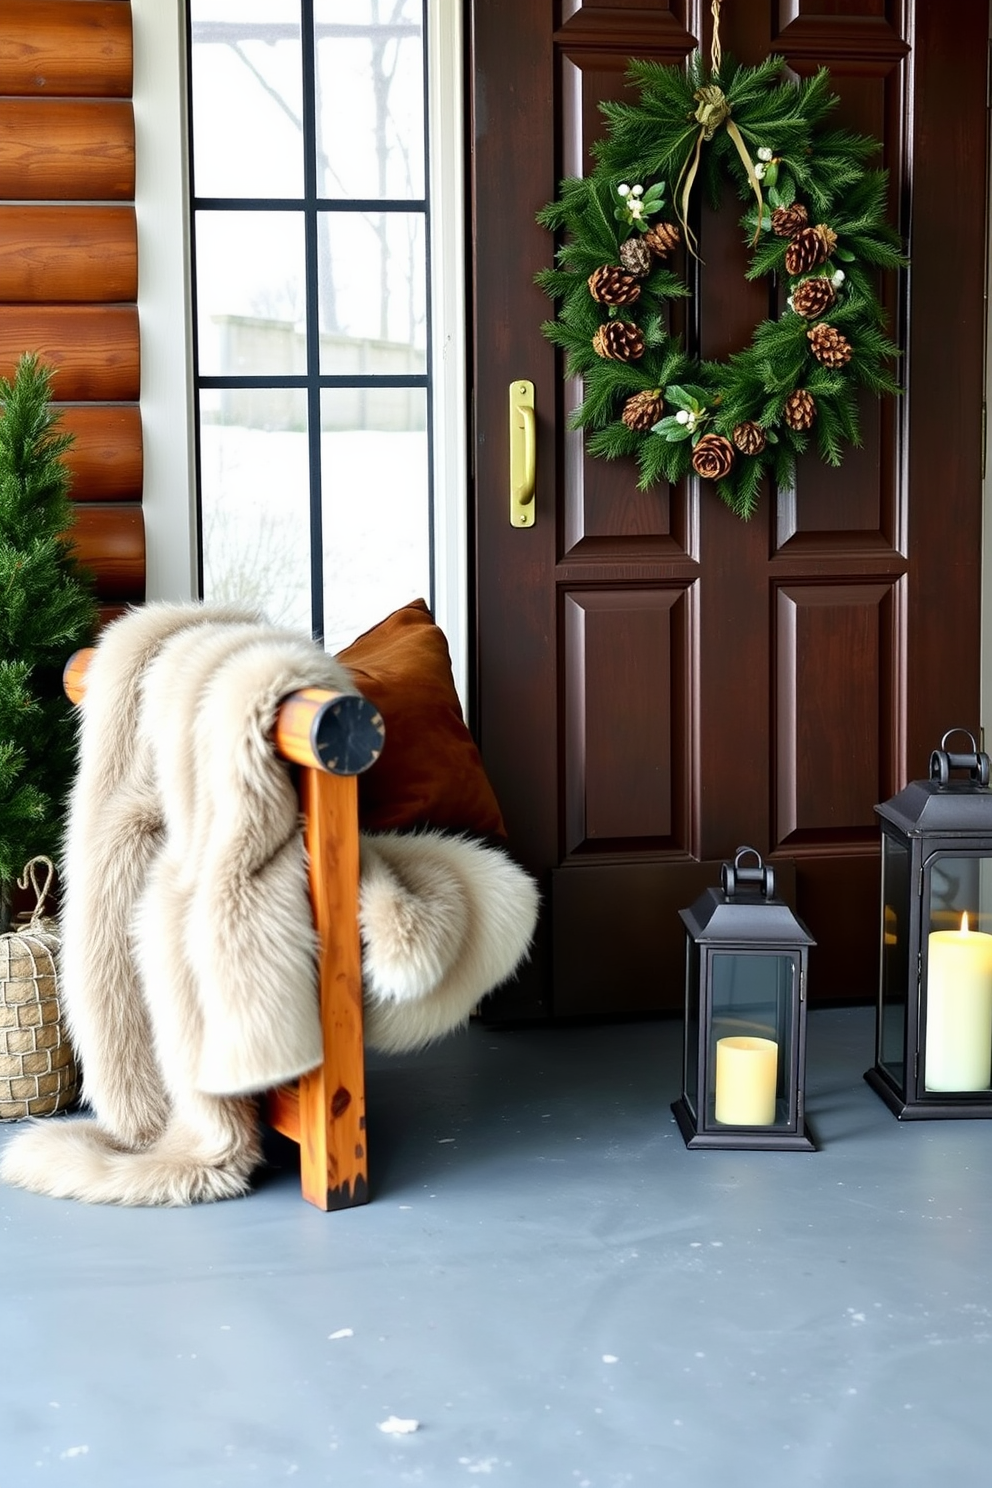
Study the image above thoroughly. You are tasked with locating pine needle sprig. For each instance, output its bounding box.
[637,431,686,490]
[719,455,764,518]
[586,424,642,462]
[575,361,660,429]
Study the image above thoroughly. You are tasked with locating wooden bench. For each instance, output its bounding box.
[63,648,384,1211]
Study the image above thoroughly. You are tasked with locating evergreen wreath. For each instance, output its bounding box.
[536,51,906,518]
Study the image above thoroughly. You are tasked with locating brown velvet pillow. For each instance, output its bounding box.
[336,599,507,839]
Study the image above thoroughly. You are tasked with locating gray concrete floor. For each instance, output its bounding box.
[3,1006,992,1488]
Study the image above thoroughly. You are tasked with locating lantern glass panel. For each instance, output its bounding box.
[683,938,701,1120]
[707,952,794,1128]
[879,832,910,1086]
[922,853,992,1093]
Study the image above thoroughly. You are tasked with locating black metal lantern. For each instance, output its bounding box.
[866,729,992,1119]
[672,847,816,1151]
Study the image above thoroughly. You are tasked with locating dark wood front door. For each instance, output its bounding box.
[470,1,989,1020]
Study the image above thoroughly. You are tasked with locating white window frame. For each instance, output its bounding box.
[132,0,468,700]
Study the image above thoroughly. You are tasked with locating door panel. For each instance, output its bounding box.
[563,586,691,853]
[774,404,892,547]
[470,0,988,1019]
[774,581,898,842]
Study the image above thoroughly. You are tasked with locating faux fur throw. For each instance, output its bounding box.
[0,603,537,1206]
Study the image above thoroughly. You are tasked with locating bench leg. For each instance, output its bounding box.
[295,767,368,1210]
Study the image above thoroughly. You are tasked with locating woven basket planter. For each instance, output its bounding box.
[0,858,79,1121]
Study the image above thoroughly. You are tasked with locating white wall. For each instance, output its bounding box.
[132,0,198,603]
[426,0,468,699]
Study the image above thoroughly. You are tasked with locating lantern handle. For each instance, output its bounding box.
[722,845,776,900]
[930,729,990,787]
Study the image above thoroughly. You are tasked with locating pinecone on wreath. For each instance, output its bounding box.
[784,389,817,431]
[587,265,642,305]
[643,222,681,258]
[732,421,767,455]
[592,322,645,361]
[622,389,665,431]
[0,856,79,1121]
[691,433,735,480]
[619,236,653,278]
[790,277,836,319]
[771,203,809,238]
[784,223,838,275]
[807,323,853,367]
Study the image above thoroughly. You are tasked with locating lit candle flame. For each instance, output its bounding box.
[962,911,971,935]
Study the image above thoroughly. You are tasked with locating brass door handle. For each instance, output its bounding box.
[509,380,535,526]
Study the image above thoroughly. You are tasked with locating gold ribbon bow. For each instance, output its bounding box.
[676,83,765,260]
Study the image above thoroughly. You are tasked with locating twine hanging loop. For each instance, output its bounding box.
[675,0,764,258]
[709,0,724,77]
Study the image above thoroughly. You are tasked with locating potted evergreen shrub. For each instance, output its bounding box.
[0,354,98,931]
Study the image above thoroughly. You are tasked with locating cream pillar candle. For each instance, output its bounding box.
[925,912,992,1091]
[714,1036,778,1125]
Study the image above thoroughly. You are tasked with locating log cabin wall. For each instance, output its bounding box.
[0,0,145,618]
